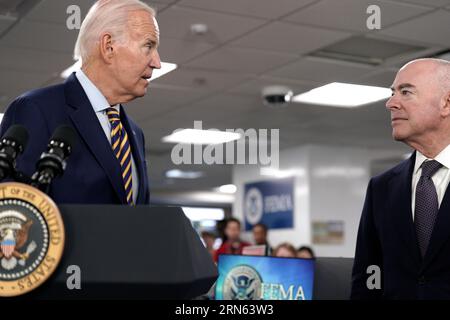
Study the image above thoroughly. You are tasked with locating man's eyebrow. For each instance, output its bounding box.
[390,83,416,91]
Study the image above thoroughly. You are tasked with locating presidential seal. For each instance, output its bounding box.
[0,182,64,297]
[223,264,262,300]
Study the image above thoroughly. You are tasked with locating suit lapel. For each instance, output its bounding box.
[388,152,422,265]
[120,107,146,204]
[64,73,126,203]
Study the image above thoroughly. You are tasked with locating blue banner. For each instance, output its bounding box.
[216,254,314,300]
[244,177,294,230]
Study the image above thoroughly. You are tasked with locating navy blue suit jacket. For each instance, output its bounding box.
[351,152,450,299]
[0,73,150,205]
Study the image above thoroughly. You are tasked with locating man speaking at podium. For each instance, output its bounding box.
[352,59,450,299]
[0,0,161,205]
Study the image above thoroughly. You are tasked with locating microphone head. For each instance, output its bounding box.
[2,125,29,151]
[50,125,77,150]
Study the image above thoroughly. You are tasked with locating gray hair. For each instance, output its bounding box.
[74,0,156,63]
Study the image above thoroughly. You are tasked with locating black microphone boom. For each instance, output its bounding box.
[32,125,77,193]
[0,125,29,181]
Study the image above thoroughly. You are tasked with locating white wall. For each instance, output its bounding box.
[233,144,405,258]
[233,145,310,249]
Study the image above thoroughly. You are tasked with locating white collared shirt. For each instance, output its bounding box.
[75,69,139,203]
[411,145,450,220]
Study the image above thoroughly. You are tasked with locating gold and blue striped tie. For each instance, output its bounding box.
[106,107,133,205]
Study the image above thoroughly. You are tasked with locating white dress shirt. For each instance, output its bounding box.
[411,144,450,220]
[75,69,139,203]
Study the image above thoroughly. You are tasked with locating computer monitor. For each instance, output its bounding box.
[216,254,315,300]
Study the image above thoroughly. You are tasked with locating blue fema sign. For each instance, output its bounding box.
[244,178,294,231]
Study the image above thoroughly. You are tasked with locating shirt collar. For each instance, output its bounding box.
[75,69,120,114]
[414,144,450,174]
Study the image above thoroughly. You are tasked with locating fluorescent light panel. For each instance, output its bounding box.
[217,184,237,194]
[61,61,177,80]
[292,82,391,107]
[165,169,203,179]
[162,129,241,145]
[260,167,305,178]
[182,207,225,221]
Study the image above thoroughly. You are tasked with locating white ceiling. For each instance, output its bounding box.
[0,0,449,200]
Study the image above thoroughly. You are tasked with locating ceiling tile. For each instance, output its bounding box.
[0,14,16,34]
[157,6,266,45]
[158,37,215,64]
[25,0,168,25]
[0,46,72,74]
[25,0,95,25]
[0,20,77,53]
[178,0,316,19]
[126,85,208,122]
[392,0,450,7]
[357,68,398,87]
[156,93,262,125]
[154,67,250,92]
[227,76,317,97]
[269,56,374,83]
[283,0,431,32]
[231,21,351,55]
[186,46,298,74]
[377,10,450,46]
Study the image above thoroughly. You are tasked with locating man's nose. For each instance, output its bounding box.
[150,50,161,69]
[386,94,399,110]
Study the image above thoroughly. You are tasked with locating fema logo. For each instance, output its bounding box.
[223,265,262,300]
[244,187,263,226]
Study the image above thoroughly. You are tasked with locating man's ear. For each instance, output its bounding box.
[99,33,114,63]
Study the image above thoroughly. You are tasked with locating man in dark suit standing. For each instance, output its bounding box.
[0,0,161,205]
[351,58,450,299]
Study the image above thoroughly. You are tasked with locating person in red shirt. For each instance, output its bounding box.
[214,218,250,262]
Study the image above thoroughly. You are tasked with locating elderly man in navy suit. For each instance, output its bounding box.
[0,0,161,205]
[352,58,450,299]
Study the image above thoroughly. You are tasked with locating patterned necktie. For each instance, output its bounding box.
[415,160,442,257]
[106,107,133,205]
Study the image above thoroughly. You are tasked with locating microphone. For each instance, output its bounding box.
[31,125,77,193]
[0,125,29,181]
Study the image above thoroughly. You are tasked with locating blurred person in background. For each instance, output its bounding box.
[200,231,216,258]
[252,223,272,255]
[273,242,297,258]
[297,246,315,259]
[214,218,250,262]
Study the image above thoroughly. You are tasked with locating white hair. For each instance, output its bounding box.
[74,0,156,63]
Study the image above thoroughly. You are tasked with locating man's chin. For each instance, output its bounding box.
[133,88,147,99]
[392,130,407,142]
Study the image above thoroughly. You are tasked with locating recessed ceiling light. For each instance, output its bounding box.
[162,129,241,145]
[165,169,204,179]
[182,207,224,221]
[292,82,391,107]
[260,167,305,178]
[216,184,237,194]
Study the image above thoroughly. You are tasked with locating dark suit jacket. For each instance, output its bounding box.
[351,152,450,299]
[0,73,150,205]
